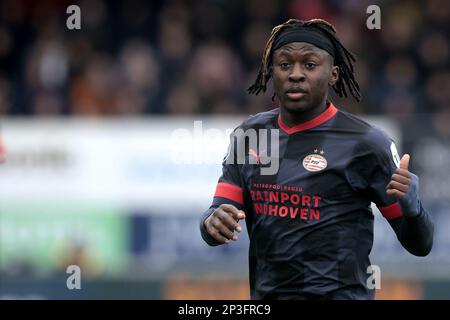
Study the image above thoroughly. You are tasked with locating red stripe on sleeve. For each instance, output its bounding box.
[214,182,243,205]
[378,202,403,219]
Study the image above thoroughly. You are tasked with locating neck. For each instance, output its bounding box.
[280,99,329,127]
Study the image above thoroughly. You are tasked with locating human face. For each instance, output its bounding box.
[271,42,338,115]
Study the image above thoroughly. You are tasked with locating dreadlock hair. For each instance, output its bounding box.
[248,18,361,102]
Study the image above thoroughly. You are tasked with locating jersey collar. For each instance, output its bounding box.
[278,102,338,135]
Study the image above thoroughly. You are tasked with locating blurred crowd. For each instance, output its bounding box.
[0,0,448,118]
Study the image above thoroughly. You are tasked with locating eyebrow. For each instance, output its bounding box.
[275,50,322,59]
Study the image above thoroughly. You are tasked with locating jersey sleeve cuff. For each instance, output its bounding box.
[377,202,403,220]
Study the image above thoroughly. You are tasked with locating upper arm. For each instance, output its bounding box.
[210,126,247,209]
[346,128,404,220]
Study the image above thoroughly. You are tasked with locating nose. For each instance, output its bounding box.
[288,63,305,82]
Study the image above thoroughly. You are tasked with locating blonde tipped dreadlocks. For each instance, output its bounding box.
[248,18,361,101]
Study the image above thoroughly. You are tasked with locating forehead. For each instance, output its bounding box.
[273,42,329,58]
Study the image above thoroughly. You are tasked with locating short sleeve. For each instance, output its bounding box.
[346,127,404,220]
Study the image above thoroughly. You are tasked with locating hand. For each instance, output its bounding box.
[386,154,420,216]
[204,204,246,244]
[386,154,412,199]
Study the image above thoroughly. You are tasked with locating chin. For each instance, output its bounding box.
[283,100,312,113]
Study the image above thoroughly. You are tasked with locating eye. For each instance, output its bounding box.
[305,62,316,70]
[279,62,290,69]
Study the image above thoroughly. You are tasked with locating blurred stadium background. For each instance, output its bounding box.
[0,0,449,299]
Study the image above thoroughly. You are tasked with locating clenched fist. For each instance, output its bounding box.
[204,204,246,244]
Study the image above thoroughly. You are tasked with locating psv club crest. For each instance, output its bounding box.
[302,149,327,172]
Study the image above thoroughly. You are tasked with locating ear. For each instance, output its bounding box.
[329,66,339,86]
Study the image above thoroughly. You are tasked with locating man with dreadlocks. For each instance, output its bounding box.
[199,19,433,299]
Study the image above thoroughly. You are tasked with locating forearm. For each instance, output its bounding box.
[391,200,434,256]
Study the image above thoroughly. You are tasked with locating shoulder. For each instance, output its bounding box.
[336,110,394,147]
[333,110,374,132]
[238,108,280,131]
[337,110,399,167]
